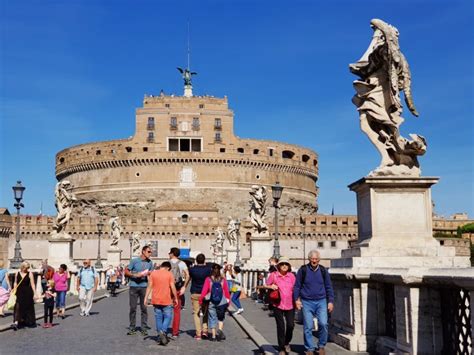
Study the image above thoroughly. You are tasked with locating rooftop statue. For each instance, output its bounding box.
[177,67,197,86]
[249,185,268,234]
[350,19,426,176]
[132,232,141,256]
[227,218,238,247]
[52,180,77,236]
[211,227,225,256]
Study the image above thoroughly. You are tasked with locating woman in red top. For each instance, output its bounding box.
[264,256,296,355]
[199,264,230,342]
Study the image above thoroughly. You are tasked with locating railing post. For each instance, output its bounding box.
[35,272,42,300]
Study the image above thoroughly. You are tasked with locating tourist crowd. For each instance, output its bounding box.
[0,247,334,355]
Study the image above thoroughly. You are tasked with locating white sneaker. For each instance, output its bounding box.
[235,308,244,315]
[80,311,85,316]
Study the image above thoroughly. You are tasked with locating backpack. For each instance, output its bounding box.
[210,279,224,305]
[170,260,184,290]
[79,266,96,279]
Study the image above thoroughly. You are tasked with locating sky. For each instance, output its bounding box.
[0,0,473,218]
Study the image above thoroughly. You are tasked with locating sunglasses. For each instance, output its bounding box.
[279,263,290,267]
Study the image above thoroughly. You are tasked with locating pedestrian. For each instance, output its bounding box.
[224,264,233,290]
[294,250,334,355]
[265,256,296,355]
[0,260,12,317]
[125,245,154,335]
[255,272,266,304]
[52,264,69,319]
[11,261,37,330]
[185,253,212,340]
[106,265,118,297]
[144,261,178,346]
[40,259,55,293]
[230,266,244,315]
[41,279,56,328]
[199,264,230,342]
[76,259,99,317]
[168,247,189,339]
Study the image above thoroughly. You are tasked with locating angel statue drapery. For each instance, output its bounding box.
[350,19,426,176]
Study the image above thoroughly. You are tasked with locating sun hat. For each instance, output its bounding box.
[277,256,291,265]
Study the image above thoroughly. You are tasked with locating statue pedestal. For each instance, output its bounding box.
[48,233,76,270]
[106,248,122,267]
[331,177,469,268]
[226,248,237,265]
[246,232,272,269]
[329,176,470,353]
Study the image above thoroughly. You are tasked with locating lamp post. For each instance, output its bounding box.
[300,216,306,265]
[10,181,25,269]
[271,182,284,259]
[234,219,241,267]
[129,233,133,259]
[95,221,104,268]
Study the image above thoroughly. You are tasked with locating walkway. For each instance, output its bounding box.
[0,290,259,354]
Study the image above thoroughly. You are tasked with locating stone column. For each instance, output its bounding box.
[106,248,122,267]
[246,231,272,269]
[48,233,76,269]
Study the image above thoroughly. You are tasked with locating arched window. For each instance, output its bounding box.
[181,214,189,224]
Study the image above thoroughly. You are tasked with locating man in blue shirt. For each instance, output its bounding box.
[294,250,335,355]
[76,259,99,317]
[125,245,154,335]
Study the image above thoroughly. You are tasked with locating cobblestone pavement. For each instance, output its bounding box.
[235,297,364,354]
[0,291,260,355]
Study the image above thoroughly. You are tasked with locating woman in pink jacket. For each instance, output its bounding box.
[199,264,230,342]
[264,256,296,355]
[52,264,70,319]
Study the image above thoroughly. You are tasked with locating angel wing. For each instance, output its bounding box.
[177,67,184,74]
[190,72,197,76]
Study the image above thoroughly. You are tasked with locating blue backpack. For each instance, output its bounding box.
[210,279,224,305]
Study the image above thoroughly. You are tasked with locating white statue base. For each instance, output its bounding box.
[245,231,272,269]
[106,248,122,267]
[331,177,470,268]
[48,233,76,270]
[226,248,237,265]
[329,176,471,353]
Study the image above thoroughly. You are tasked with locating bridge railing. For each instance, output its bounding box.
[241,269,269,297]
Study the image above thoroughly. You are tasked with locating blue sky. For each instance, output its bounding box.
[1,0,473,218]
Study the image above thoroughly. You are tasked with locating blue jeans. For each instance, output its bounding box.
[55,291,67,308]
[153,305,173,334]
[208,303,227,329]
[301,298,328,351]
[231,291,242,309]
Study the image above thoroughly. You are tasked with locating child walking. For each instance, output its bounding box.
[42,280,56,328]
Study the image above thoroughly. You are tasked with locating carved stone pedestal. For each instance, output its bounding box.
[226,248,237,265]
[245,232,272,269]
[106,248,122,267]
[48,233,76,270]
[329,177,471,354]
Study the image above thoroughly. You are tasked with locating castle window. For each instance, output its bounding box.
[170,117,178,130]
[313,159,317,166]
[318,242,324,248]
[147,132,154,143]
[268,148,274,157]
[331,221,337,225]
[192,117,200,130]
[215,132,222,142]
[180,139,190,152]
[253,149,259,154]
[214,118,222,130]
[302,154,310,163]
[282,150,295,159]
[143,147,148,152]
[237,148,244,154]
[96,150,101,155]
[331,241,336,248]
[220,148,226,153]
[59,157,65,163]
[169,139,179,151]
[199,104,204,109]
[126,147,132,153]
[246,232,251,243]
[147,117,155,130]
[165,103,170,108]
[191,139,202,152]
[181,214,189,224]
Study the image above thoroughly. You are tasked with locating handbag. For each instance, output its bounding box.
[7,273,26,311]
[268,288,281,305]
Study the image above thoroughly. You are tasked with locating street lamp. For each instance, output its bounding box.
[271,182,284,259]
[300,216,306,265]
[10,181,25,269]
[95,221,104,268]
[234,219,241,267]
[129,233,133,259]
